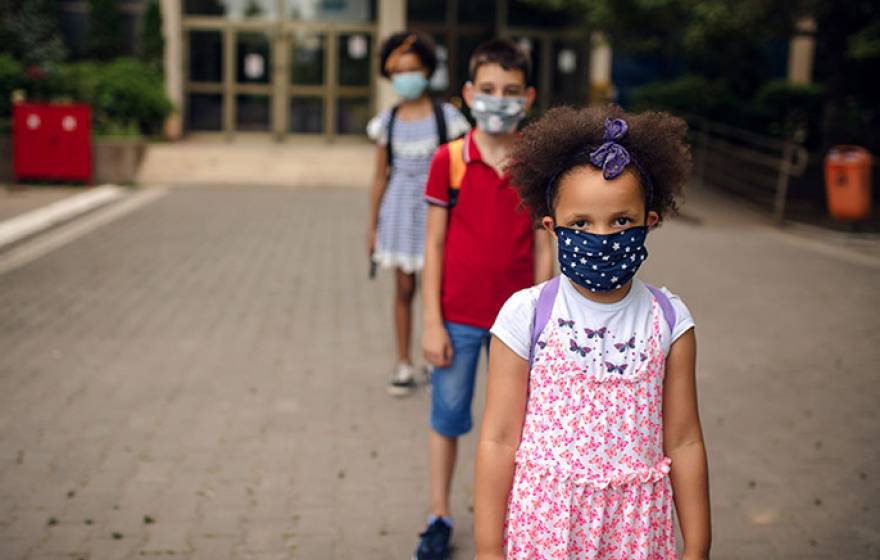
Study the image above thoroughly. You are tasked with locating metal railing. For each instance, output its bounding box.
[687,115,809,223]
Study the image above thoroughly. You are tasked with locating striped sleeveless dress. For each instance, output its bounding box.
[366,102,470,273]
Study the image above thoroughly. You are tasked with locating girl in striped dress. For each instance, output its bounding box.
[367,32,470,396]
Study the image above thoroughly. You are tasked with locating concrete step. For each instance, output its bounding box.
[137,139,376,190]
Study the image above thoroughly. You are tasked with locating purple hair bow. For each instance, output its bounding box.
[589,118,631,180]
[546,116,654,211]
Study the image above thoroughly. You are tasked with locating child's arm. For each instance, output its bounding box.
[422,203,453,366]
[474,338,529,558]
[663,328,711,559]
[367,146,388,256]
[533,228,555,284]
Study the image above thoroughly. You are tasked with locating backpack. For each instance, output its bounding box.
[528,276,677,367]
[446,136,467,208]
[386,100,468,209]
[385,99,448,169]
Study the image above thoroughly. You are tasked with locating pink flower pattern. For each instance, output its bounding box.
[504,297,675,559]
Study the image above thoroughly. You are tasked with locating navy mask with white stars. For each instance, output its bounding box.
[555,226,649,292]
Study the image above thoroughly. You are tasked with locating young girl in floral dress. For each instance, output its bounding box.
[474,106,711,559]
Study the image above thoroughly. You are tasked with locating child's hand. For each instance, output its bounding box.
[475,553,505,560]
[366,226,376,256]
[423,322,453,367]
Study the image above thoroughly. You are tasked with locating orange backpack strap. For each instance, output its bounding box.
[447,137,466,207]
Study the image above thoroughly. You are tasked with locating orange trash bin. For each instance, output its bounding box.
[824,145,873,221]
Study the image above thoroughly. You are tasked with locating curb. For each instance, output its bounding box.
[0,185,126,252]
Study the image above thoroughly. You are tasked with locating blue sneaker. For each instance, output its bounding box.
[414,518,452,560]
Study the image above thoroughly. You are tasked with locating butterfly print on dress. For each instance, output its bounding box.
[506,295,674,559]
[604,361,628,374]
[584,327,607,339]
[614,336,636,353]
[569,339,592,357]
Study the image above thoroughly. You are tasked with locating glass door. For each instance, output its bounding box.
[234,29,274,132]
[281,25,375,140]
[182,0,376,140]
[287,30,327,134]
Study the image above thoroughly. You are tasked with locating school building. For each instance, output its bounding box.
[57,0,610,141]
[57,1,814,143]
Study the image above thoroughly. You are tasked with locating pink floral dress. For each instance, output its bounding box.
[504,295,676,559]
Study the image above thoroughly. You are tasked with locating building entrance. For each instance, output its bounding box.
[183,0,376,140]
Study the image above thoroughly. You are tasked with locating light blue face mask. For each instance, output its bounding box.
[392,72,429,100]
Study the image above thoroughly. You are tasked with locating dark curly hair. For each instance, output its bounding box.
[379,31,438,79]
[507,105,691,223]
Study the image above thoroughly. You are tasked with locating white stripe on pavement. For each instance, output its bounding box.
[0,187,168,277]
[0,185,125,250]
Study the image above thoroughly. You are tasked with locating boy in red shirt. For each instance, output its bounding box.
[416,39,554,559]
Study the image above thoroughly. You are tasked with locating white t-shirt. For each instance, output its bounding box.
[491,277,694,367]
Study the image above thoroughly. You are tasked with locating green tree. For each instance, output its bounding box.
[807,0,880,150]
[141,0,164,71]
[85,0,125,60]
[0,53,25,118]
[532,0,805,96]
[0,0,15,54]
[532,0,880,151]
[244,0,264,18]
[2,0,68,66]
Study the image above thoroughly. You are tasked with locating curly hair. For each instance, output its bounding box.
[507,105,691,222]
[379,31,437,79]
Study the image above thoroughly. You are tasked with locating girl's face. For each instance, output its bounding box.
[542,165,659,236]
[390,52,427,77]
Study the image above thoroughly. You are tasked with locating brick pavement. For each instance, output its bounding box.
[0,186,878,559]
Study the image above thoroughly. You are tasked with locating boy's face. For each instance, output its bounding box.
[463,63,535,109]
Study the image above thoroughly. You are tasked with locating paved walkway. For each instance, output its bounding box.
[0,184,878,559]
[0,186,84,222]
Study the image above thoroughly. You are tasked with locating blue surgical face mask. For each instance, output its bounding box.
[469,93,527,135]
[392,71,428,100]
[555,226,649,292]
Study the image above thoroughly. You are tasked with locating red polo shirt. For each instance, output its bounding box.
[425,130,535,329]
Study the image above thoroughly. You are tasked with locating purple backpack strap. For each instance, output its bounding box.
[646,284,676,334]
[529,276,561,367]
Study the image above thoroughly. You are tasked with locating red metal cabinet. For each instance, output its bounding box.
[13,103,92,182]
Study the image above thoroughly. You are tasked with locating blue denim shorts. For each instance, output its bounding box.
[430,321,491,437]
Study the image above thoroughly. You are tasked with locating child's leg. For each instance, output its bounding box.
[393,269,416,363]
[428,322,488,516]
[429,431,457,517]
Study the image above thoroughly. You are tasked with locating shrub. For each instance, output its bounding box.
[89,58,173,135]
[628,74,737,121]
[54,58,172,135]
[629,76,827,145]
[0,53,25,118]
[0,54,171,136]
[752,79,824,145]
